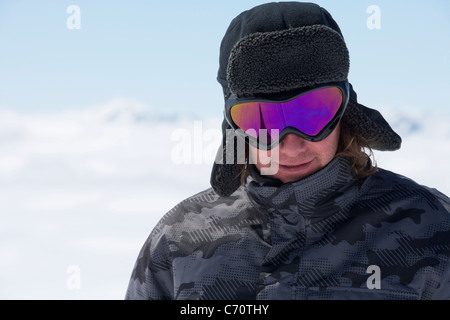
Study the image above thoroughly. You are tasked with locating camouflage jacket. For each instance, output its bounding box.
[125,157,450,300]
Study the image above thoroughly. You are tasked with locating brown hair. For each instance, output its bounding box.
[335,117,378,178]
[238,118,377,184]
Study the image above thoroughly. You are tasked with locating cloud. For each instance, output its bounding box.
[0,98,448,299]
[0,155,25,173]
[373,105,450,194]
[28,192,99,211]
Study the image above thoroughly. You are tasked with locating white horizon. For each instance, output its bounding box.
[0,97,449,299]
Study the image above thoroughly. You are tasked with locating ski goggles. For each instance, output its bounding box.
[225,81,349,150]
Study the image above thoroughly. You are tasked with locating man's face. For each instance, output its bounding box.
[250,123,341,183]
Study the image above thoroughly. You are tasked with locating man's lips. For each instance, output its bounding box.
[278,160,313,168]
[276,160,314,172]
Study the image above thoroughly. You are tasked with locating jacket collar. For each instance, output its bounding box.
[246,156,355,211]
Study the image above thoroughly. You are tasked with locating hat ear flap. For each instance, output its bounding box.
[210,119,243,196]
[343,83,402,151]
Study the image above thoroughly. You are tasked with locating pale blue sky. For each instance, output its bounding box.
[0,0,449,117]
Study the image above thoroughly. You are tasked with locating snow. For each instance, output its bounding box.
[0,98,449,299]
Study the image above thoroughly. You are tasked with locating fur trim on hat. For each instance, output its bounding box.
[227,25,350,97]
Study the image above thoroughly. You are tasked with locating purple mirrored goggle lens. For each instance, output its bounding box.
[230,86,343,143]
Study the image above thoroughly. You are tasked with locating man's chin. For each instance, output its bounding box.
[261,159,319,182]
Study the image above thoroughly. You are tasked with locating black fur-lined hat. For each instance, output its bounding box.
[211,1,402,197]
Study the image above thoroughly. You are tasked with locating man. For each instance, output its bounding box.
[126,2,450,300]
